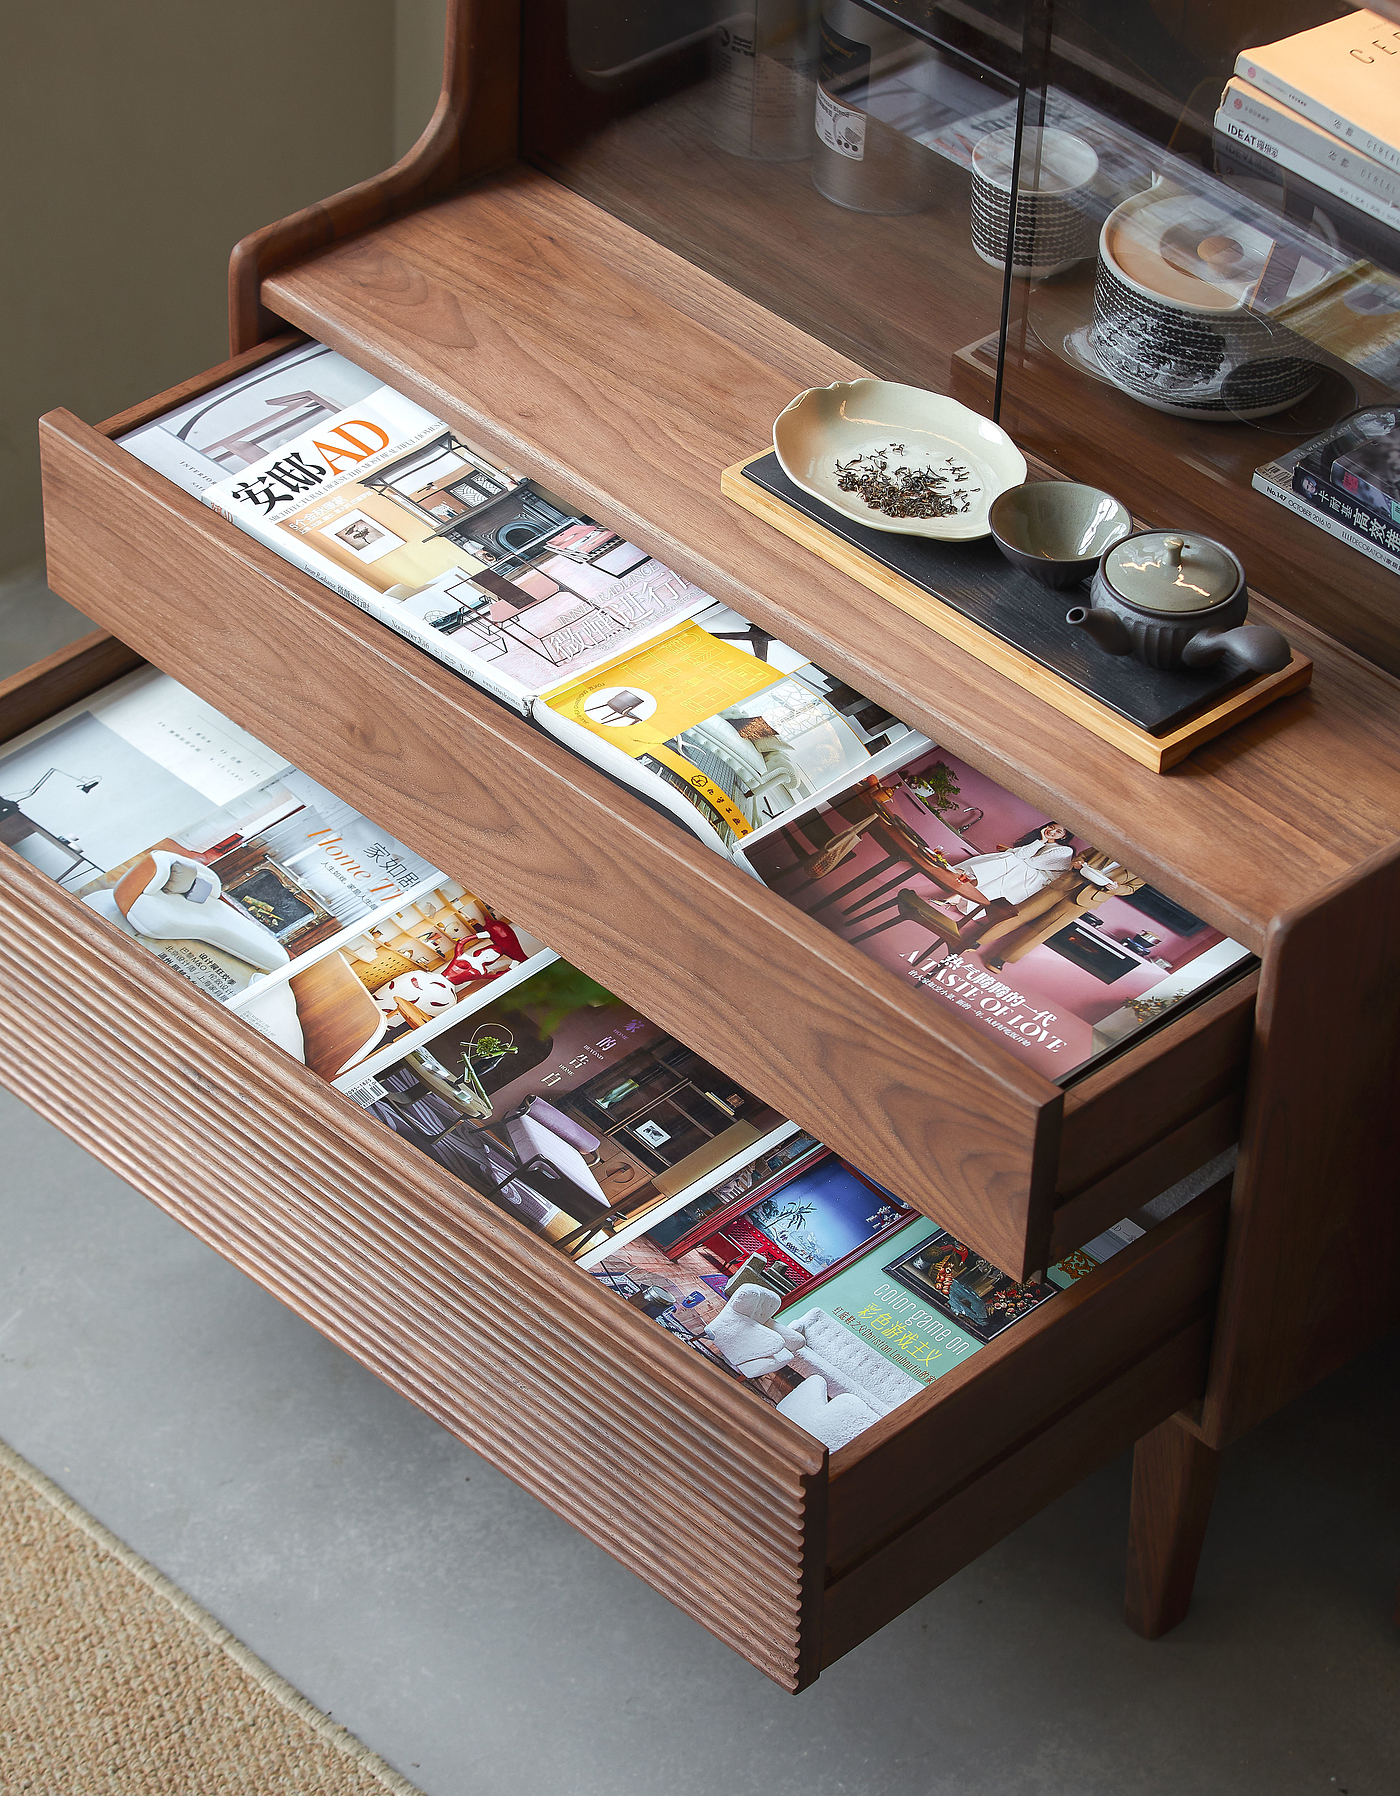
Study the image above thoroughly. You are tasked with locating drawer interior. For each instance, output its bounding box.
[38,348,1257,1280]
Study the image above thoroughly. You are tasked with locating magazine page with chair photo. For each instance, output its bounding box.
[591,1146,1156,1452]
[337,954,786,1262]
[0,662,550,1084]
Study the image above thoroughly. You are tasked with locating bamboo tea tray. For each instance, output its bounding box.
[721,450,1312,773]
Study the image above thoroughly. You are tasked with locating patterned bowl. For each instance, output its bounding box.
[1089,180,1324,420]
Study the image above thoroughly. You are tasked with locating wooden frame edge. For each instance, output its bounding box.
[228,0,522,354]
[0,632,145,745]
[1200,836,1400,1445]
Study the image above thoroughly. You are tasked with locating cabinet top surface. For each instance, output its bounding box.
[262,164,1400,949]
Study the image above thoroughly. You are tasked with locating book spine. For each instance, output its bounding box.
[1251,465,1400,578]
[1214,110,1400,230]
[1222,80,1400,204]
[201,496,532,716]
[1235,53,1400,173]
[1291,460,1400,531]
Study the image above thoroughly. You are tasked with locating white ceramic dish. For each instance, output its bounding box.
[773,380,1028,540]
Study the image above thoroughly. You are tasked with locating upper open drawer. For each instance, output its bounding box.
[39,352,1254,1277]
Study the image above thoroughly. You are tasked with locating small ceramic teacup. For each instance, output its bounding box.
[988,481,1133,588]
[971,126,1099,279]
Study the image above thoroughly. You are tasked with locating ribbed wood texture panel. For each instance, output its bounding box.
[0,848,826,1689]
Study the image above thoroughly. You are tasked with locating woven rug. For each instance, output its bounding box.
[0,1438,425,1795]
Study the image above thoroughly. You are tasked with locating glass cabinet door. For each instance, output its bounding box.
[522,3,1400,672]
[522,0,1020,389]
[987,1,1400,673]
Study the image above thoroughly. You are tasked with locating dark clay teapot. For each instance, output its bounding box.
[1065,530,1290,674]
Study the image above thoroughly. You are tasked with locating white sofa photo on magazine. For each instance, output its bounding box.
[704,1287,921,1451]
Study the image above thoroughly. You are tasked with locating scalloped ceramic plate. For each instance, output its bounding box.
[773,380,1027,541]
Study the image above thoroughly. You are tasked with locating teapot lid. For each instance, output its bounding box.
[1101,531,1241,613]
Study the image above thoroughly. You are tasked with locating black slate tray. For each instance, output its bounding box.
[741,453,1251,736]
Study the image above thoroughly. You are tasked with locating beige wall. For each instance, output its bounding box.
[2,0,448,578]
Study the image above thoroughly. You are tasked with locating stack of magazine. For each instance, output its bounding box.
[117,336,1254,1088]
[1217,13,1400,258]
[2,661,1177,1451]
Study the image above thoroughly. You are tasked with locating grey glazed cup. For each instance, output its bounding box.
[988,481,1134,589]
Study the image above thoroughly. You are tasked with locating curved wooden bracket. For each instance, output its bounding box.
[228,0,520,354]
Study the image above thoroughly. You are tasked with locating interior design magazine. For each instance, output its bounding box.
[735,742,1253,1083]
[593,1177,1149,1450]
[0,666,546,1079]
[533,599,917,857]
[1254,406,1400,577]
[118,340,712,714]
[338,953,787,1260]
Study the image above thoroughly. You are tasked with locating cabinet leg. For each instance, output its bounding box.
[1124,1415,1222,1639]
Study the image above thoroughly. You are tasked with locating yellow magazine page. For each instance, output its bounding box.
[543,622,782,839]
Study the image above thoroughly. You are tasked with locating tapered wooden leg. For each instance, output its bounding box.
[1124,1415,1222,1639]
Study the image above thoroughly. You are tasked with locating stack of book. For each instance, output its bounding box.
[1254,404,1400,578]
[1215,12,1400,259]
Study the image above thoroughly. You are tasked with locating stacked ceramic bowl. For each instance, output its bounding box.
[970,126,1099,280]
[1089,182,1323,419]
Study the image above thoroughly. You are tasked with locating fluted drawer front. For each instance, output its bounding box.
[0,847,827,1690]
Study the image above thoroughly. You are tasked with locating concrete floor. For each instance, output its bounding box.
[1,1084,1397,1795]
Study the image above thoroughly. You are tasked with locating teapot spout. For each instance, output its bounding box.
[1065,605,1132,656]
[1181,623,1291,675]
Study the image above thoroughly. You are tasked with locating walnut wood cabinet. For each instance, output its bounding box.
[9,1,1400,1687]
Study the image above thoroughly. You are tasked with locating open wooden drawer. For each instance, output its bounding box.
[37,349,1255,1282]
[0,637,1228,1689]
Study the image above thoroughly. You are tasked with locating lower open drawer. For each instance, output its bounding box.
[0,822,1227,1690]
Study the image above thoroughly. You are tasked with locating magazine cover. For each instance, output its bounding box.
[115,341,384,499]
[339,955,785,1258]
[0,665,557,1080]
[736,743,1252,1082]
[534,600,918,857]
[119,342,712,713]
[594,1142,918,1295]
[593,1202,1122,1450]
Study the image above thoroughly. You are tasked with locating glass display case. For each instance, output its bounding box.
[522,1,1400,673]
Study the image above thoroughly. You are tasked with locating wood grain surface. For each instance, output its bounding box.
[821,1318,1214,1665]
[824,1177,1228,1580]
[39,405,1067,1280]
[0,632,143,742]
[260,165,1400,954]
[1056,974,1257,1199]
[721,453,1314,773]
[0,843,827,1689]
[1123,1415,1223,1639]
[1201,837,1400,1445]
